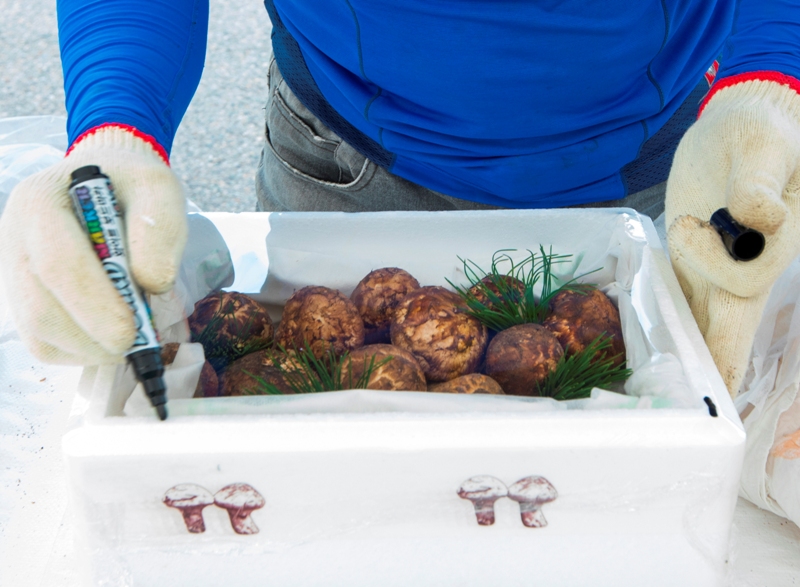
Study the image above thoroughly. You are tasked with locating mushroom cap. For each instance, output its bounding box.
[484,324,564,396]
[219,350,305,396]
[428,373,505,395]
[542,287,625,367]
[390,286,488,382]
[340,344,427,391]
[188,291,275,371]
[276,286,365,359]
[160,342,181,366]
[507,476,557,503]
[457,475,508,500]
[351,268,420,344]
[467,275,526,311]
[163,483,215,507]
[214,483,266,510]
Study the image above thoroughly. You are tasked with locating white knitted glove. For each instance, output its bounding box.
[0,125,187,365]
[666,77,800,397]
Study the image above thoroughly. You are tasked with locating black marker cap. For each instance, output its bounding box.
[709,208,765,262]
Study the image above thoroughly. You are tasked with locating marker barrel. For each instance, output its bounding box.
[68,165,167,419]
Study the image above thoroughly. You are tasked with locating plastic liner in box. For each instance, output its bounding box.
[115,208,706,418]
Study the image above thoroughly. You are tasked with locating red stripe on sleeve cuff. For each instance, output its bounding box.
[65,123,170,166]
[699,71,800,118]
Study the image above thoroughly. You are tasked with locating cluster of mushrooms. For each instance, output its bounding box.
[177,259,626,399]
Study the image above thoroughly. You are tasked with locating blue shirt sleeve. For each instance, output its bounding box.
[717,0,800,81]
[57,0,209,154]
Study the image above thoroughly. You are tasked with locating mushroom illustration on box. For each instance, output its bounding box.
[214,483,265,535]
[163,484,215,533]
[458,476,508,525]
[507,476,558,527]
[458,475,558,527]
[163,483,265,534]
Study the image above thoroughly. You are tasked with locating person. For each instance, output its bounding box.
[1,0,799,397]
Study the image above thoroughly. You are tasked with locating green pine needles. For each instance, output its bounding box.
[449,247,595,332]
[535,336,632,401]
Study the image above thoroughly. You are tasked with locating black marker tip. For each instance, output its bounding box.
[156,404,168,421]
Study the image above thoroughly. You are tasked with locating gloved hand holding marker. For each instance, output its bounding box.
[0,125,187,418]
[68,165,168,420]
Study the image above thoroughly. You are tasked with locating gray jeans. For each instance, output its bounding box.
[256,59,665,218]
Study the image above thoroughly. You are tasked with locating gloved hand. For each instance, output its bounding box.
[0,125,187,365]
[666,76,800,397]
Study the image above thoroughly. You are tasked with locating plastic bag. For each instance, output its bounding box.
[656,211,800,527]
[736,256,800,526]
[0,116,68,214]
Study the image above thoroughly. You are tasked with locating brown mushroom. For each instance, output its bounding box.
[507,476,558,528]
[219,350,305,396]
[542,287,625,367]
[484,324,563,396]
[390,286,488,382]
[160,342,182,365]
[188,291,274,372]
[340,344,427,391]
[428,373,505,395]
[193,361,221,398]
[457,475,508,525]
[214,483,265,535]
[275,286,365,359]
[160,343,219,398]
[351,268,421,344]
[163,484,215,533]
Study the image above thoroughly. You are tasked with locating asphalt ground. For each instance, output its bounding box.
[0,0,272,212]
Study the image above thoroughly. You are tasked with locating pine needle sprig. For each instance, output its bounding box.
[448,247,598,331]
[241,371,284,396]
[535,335,632,401]
[244,342,392,395]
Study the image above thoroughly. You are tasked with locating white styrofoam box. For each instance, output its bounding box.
[63,209,744,587]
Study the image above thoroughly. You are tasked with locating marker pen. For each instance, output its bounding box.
[709,208,765,262]
[68,165,168,420]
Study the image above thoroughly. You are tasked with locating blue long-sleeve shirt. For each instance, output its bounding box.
[57,0,800,207]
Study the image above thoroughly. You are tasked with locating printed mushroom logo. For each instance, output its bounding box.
[507,475,557,528]
[214,483,265,535]
[457,475,508,525]
[163,484,215,533]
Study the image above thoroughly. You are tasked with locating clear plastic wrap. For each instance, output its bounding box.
[736,256,800,526]
[0,115,68,214]
[655,211,800,530]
